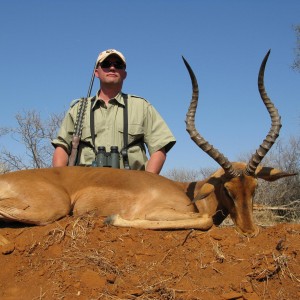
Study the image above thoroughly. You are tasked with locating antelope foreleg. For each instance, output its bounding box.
[105,213,213,230]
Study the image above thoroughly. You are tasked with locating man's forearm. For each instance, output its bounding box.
[52,147,69,167]
[145,149,166,174]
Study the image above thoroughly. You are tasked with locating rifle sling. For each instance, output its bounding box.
[90,96,97,155]
[122,95,130,169]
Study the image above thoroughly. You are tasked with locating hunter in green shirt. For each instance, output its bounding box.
[52,49,176,174]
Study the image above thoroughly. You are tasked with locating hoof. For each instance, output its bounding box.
[104,214,119,225]
[0,234,15,255]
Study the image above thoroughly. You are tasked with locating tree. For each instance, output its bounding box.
[292,24,300,72]
[237,136,300,222]
[164,167,216,182]
[0,110,64,172]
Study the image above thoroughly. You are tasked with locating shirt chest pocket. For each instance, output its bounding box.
[118,124,144,145]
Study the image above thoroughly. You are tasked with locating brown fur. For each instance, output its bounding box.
[0,163,294,237]
[0,53,296,239]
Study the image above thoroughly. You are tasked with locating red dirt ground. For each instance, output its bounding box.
[0,216,299,300]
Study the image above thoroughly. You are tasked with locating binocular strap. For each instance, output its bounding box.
[89,95,131,169]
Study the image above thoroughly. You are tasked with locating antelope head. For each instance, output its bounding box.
[183,50,296,237]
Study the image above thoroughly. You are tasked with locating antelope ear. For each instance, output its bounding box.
[255,166,298,182]
[193,183,215,202]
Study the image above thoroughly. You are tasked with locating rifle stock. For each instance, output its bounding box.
[68,136,80,166]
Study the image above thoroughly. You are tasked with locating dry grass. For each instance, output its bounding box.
[18,212,300,300]
[247,252,300,283]
[220,207,297,230]
[210,239,225,263]
[42,215,120,277]
[41,213,96,250]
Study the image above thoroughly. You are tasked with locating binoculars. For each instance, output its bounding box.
[92,146,120,168]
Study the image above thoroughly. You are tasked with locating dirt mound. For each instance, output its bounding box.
[0,216,299,300]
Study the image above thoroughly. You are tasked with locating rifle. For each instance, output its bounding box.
[68,62,97,166]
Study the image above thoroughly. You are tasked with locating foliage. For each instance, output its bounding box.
[292,24,300,72]
[254,137,300,222]
[164,167,216,182]
[0,110,64,172]
[233,137,299,222]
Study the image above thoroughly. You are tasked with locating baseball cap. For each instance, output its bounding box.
[96,49,126,66]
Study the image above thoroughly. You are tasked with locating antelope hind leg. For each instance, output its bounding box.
[0,196,71,225]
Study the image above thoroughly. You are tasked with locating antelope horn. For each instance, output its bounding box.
[183,56,240,178]
[244,50,282,176]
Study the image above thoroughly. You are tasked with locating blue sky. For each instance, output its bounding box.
[0,0,299,172]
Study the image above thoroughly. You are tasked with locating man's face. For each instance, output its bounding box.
[94,55,127,86]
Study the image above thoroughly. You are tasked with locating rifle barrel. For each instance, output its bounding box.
[87,62,97,98]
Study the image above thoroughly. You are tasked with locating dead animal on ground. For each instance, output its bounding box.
[0,50,296,243]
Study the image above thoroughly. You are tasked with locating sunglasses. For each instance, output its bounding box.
[99,61,126,70]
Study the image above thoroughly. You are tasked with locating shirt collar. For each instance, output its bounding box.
[92,90,125,109]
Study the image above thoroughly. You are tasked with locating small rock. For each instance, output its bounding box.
[210,233,223,241]
[243,283,254,293]
[106,273,117,284]
[222,291,243,299]
[243,292,261,300]
[80,269,106,288]
[1,242,15,255]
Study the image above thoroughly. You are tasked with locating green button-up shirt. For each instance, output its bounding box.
[52,92,176,169]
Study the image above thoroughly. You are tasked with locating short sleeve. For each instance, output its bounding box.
[143,104,176,155]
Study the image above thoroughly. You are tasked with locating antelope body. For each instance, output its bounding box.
[0,51,296,238]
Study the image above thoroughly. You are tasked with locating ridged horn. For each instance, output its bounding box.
[183,56,240,178]
[244,50,282,176]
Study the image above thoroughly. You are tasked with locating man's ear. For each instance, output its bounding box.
[94,68,100,78]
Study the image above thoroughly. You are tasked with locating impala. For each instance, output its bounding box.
[0,50,296,244]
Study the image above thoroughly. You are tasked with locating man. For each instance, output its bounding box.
[52,49,176,174]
